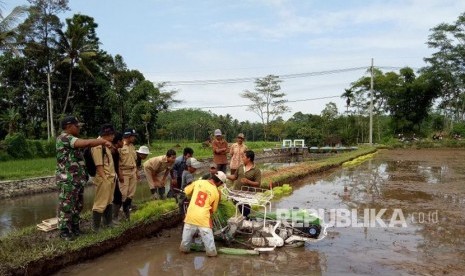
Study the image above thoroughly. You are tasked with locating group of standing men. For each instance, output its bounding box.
[55,118,263,256]
[55,116,149,241]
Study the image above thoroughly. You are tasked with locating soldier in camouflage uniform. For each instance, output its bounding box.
[56,116,112,241]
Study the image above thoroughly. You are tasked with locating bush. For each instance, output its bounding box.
[5,133,31,159]
[44,139,56,157]
[451,122,465,137]
[0,137,56,160]
[0,151,10,161]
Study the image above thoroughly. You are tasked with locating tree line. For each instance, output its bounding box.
[1,1,465,149]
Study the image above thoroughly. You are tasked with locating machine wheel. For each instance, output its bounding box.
[307,224,321,239]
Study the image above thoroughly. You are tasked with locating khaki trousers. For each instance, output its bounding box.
[92,176,115,213]
[144,167,167,189]
[120,169,137,201]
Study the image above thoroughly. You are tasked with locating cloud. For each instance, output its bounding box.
[211,0,465,40]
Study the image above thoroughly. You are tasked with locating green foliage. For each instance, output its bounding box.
[5,133,31,159]
[451,122,465,136]
[131,200,178,223]
[423,12,465,122]
[146,140,276,161]
[262,147,377,186]
[0,137,55,162]
[281,184,292,194]
[348,67,438,135]
[2,2,464,149]
[272,186,284,198]
[215,198,236,224]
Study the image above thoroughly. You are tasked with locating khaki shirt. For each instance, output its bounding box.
[91,144,116,181]
[229,143,248,170]
[233,164,261,190]
[119,142,137,171]
[143,155,172,175]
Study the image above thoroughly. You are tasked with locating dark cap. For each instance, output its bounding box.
[123,128,137,137]
[99,123,115,136]
[61,116,83,129]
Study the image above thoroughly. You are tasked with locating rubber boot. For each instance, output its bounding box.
[60,228,75,241]
[158,187,166,200]
[151,188,160,200]
[123,198,132,221]
[113,204,121,220]
[92,211,102,232]
[103,204,113,227]
[71,222,82,237]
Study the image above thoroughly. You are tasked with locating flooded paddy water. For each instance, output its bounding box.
[52,149,465,275]
[0,155,310,236]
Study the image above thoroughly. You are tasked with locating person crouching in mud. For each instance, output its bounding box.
[179,171,227,257]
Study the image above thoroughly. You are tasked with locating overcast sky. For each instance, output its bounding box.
[5,0,465,122]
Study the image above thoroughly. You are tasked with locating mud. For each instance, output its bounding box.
[10,213,183,276]
[52,149,465,275]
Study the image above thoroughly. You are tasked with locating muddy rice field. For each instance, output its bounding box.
[54,149,465,275]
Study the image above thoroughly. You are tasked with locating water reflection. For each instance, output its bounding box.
[0,156,318,236]
[0,181,154,236]
[57,228,326,276]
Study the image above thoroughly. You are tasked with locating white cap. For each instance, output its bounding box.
[186,157,202,169]
[215,171,227,184]
[136,145,151,155]
[214,129,222,136]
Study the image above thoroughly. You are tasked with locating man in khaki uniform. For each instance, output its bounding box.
[118,128,138,220]
[143,149,176,199]
[91,124,116,231]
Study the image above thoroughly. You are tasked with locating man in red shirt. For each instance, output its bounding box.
[212,129,228,173]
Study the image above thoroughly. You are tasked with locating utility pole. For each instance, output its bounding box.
[46,100,50,141]
[369,58,374,145]
[47,61,56,138]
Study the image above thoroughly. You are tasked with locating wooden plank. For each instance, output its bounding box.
[36,223,57,232]
[42,218,58,227]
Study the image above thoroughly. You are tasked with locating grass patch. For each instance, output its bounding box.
[0,198,179,273]
[146,140,277,161]
[261,146,377,187]
[0,197,236,274]
[0,141,278,181]
[0,157,55,180]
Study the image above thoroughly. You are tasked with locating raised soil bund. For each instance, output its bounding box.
[5,212,183,276]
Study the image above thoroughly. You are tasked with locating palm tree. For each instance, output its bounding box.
[56,14,99,115]
[0,2,27,54]
[0,107,20,135]
[341,88,354,113]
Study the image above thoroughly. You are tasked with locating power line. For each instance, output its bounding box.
[172,95,341,110]
[162,66,369,86]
